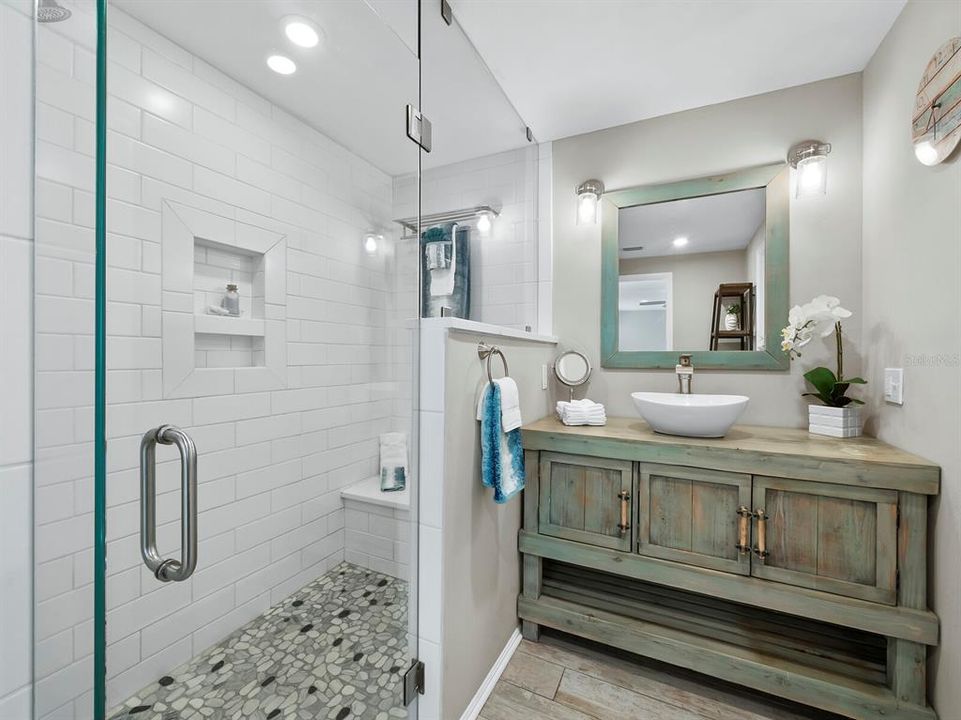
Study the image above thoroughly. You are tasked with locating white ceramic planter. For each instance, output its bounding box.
[724,313,738,331]
[808,404,862,438]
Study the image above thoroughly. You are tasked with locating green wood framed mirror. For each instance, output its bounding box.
[600,162,790,370]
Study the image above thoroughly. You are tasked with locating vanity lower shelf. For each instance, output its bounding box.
[540,560,888,686]
[519,592,931,720]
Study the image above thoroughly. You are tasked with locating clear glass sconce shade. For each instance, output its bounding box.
[575,179,604,225]
[577,192,598,224]
[795,154,827,198]
[363,233,380,255]
[914,141,939,166]
[475,210,493,235]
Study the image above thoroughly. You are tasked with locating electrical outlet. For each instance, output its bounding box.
[541,364,548,390]
[884,368,903,405]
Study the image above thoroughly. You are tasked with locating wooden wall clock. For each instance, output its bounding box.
[912,36,961,166]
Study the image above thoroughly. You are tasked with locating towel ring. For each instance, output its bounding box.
[478,343,509,384]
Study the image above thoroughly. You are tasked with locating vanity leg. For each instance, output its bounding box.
[521,554,542,642]
[888,493,930,711]
[520,451,542,641]
[888,638,927,708]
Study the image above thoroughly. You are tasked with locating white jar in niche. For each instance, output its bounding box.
[222,283,240,316]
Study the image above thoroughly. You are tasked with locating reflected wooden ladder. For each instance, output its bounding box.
[710,282,755,350]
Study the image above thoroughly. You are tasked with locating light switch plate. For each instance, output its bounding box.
[884,368,904,405]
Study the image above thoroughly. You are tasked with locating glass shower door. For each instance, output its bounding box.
[32,0,419,716]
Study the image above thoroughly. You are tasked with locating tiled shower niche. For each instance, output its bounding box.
[161,201,287,398]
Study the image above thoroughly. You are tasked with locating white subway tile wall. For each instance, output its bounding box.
[343,499,411,581]
[393,145,540,332]
[0,0,35,717]
[32,3,417,717]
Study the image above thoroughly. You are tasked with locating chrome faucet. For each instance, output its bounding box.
[676,354,693,394]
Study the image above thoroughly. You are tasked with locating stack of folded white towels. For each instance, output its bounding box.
[556,398,607,426]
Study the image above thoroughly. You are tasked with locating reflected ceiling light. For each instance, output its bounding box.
[284,18,321,48]
[267,55,297,75]
[363,233,382,255]
[576,179,605,225]
[672,236,689,248]
[788,140,831,198]
[475,210,494,235]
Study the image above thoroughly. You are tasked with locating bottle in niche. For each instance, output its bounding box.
[222,283,240,316]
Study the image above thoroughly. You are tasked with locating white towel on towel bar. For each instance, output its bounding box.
[476,377,522,432]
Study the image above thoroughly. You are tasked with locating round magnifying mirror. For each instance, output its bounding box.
[554,350,592,401]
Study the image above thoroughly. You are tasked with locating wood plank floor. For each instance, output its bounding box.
[479,631,841,720]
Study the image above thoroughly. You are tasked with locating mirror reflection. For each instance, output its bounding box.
[617,188,767,352]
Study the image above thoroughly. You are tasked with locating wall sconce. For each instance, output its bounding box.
[576,179,605,224]
[363,232,382,255]
[475,209,494,235]
[787,140,831,198]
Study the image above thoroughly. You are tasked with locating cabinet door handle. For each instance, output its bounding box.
[617,490,630,535]
[753,508,769,560]
[735,506,752,554]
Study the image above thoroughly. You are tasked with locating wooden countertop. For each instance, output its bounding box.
[522,416,940,494]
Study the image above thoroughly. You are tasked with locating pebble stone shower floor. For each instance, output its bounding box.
[108,562,410,720]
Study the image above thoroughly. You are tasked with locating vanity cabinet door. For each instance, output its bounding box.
[637,464,752,575]
[538,452,633,551]
[751,477,898,605]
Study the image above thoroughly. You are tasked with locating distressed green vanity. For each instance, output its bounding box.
[518,417,940,720]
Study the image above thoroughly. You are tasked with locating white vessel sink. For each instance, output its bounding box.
[631,392,749,438]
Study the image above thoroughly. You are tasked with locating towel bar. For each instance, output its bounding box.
[478,342,509,384]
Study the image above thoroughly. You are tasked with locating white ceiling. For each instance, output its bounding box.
[448,0,905,141]
[618,187,765,259]
[113,0,531,176]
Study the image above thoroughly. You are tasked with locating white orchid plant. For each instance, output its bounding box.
[780,295,866,407]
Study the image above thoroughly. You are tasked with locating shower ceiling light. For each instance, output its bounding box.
[284,18,321,48]
[787,140,831,198]
[576,179,604,225]
[267,55,297,75]
[673,236,689,248]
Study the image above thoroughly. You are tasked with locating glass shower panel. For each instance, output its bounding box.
[33,0,421,717]
[32,2,99,718]
[414,3,538,719]
[418,0,539,332]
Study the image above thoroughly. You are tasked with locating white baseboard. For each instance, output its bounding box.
[459,627,523,720]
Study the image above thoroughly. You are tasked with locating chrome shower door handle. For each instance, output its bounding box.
[140,425,198,582]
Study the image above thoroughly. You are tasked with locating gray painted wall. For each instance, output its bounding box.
[442,332,555,719]
[861,1,961,713]
[553,73,864,425]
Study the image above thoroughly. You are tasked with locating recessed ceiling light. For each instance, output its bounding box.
[267,55,297,75]
[673,236,689,247]
[284,18,321,48]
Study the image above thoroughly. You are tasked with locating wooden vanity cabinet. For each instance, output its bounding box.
[519,417,940,720]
